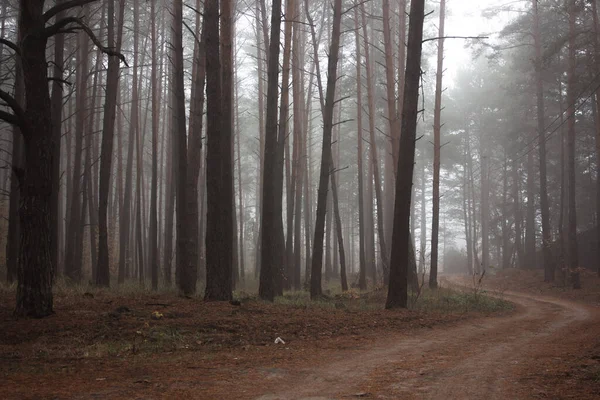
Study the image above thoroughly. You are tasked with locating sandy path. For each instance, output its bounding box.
[256,280,596,400]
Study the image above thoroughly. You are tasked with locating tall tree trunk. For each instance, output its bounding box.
[501,156,510,270]
[86,21,104,277]
[591,0,600,277]
[236,73,246,283]
[50,1,65,281]
[65,29,89,282]
[354,7,367,290]
[172,0,193,295]
[463,141,473,275]
[290,0,304,290]
[309,0,343,299]
[430,0,445,288]
[481,154,490,274]
[386,0,425,309]
[360,3,389,282]
[419,164,426,274]
[120,0,139,283]
[280,0,295,290]
[205,0,234,300]
[97,0,126,287]
[185,0,205,293]
[259,0,285,301]
[150,0,160,290]
[525,143,536,269]
[382,0,397,251]
[6,37,24,285]
[533,0,554,281]
[512,155,524,270]
[331,165,348,291]
[567,0,580,289]
[254,0,266,280]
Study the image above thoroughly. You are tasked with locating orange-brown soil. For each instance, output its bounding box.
[1,270,599,399]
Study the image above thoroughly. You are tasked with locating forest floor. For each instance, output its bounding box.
[0,270,599,399]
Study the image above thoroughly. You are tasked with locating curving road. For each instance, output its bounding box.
[256,280,597,400]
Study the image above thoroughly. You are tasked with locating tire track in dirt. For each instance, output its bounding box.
[256,279,596,400]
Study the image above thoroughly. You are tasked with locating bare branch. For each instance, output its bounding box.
[0,110,19,127]
[44,17,129,67]
[0,38,20,56]
[422,35,488,44]
[43,0,98,22]
[0,89,26,126]
[47,77,72,87]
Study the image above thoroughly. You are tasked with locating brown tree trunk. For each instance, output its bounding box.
[281,0,295,290]
[525,143,536,269]
[481,153,490,274]
[163,59,175,285]
[430,0,445,288]
[172,0,193,295]
[386,0,425,309]
[291,0,304,290]
[463,141,473,275]
[65,29,89,282]
[419,164,426,274]
[331,164,348,291]
[6,39,24,285]
[310,0,343,299]
[97,0,126,287]
[512,155,524,269]
[205,0,234,300]
[382,0,397,251]
[533,0,554,281]
[254,0,266,280]
[567,0,580,289]
[86,20,104,277]
[149,0,160,290]
[185,0,205,292]
[591,0,600,278]
[360,3,389,282]
[50,1,65,280]
[259,0,285,301]
[354,6,367,290]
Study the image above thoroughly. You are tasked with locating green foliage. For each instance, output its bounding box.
[409,285,514,314]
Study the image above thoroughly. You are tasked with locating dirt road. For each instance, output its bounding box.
[256,281,599,400]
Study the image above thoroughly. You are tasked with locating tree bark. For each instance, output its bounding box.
[65,29,89,282]
[310,0,343,299]
[185,0,205,293]
[149,0,159,290]
[204,0,234,300]
[430,0,445,288]
[259,0,284,301]
[386,0,425,309]
[50,1,66,280]
[354,6,367,290]
[567,0,580,289]
[172,0,193,295]
[591,0,600,278]
[533,0,554,281]
[97,0,125,287]
[360,3,389,282]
